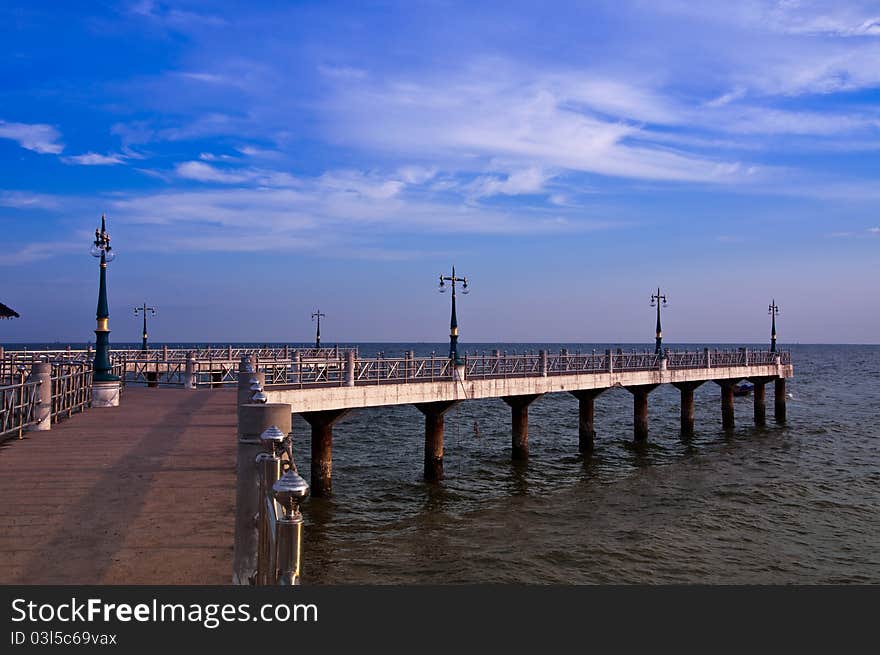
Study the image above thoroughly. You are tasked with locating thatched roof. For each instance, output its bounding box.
[0,302,20,319]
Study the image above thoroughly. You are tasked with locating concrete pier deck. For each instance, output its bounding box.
[0,388,236,585]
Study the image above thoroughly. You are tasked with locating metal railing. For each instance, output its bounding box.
[263,348,790,388]
[51,363,94,422]
[0,376,42,441]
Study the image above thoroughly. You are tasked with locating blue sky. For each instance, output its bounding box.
[1,1,879,344]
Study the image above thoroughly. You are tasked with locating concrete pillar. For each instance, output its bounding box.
[570,389,603,453]
[753,380,766,426]
[345,349,356,387]
[626,385,657,442]
[237,371,265,420]
[502,394,542,460]
[233,402,292,585]
[302,409,351,497]
[185,352,196,389]
[716,380,736,430]
[775,377,786,423]
[28,362,52,431]
[415,401,459,482]
[672,381,703,437]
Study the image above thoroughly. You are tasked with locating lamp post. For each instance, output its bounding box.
[438,266,469,365]
[650,287,668,355]
[90,214,121,406]
[134,303,156,351]
[311,310,325,349]
[769,299,779,352]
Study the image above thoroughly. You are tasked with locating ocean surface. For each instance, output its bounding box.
[6,342,879,583]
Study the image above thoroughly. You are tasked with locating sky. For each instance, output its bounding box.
[1,0,879,344]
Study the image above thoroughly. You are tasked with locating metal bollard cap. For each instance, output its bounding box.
[250,390,268,403]
[260,425,286,444]
[272,469,309,515]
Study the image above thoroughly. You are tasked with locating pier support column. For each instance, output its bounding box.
[301,409,351,497]
[570,389,604,453]
[502,394,543,460]
[774,377,787,423]
[625,385,657,442]
[415,401,459,482]
[234,402,292,586]
[749,376,773,426]
[715,380,738,430]
[672,381,704,437]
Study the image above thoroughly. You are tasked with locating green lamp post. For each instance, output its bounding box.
[650,287,668,355]
[311,309,325,349]
[134,302,156,351]
[438,266,469,366]
[769,299,779,352]
[90,214,119,383]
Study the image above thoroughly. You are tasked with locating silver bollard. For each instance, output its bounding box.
[256,425,286,586]
[272,467,309,585]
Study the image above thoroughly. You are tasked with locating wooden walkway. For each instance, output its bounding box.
[0,388,236,584]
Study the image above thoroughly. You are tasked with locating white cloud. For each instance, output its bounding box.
[62,152,126,166]
[705,87,747,108]
[175,161,252,184]
[869,226,880,234]
[469,167,551,198]
[0,120,63,154]
[0,190,60,209]
[0,241,82,266]
[174,160,299,187]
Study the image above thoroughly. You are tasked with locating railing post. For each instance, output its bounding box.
[345,350,355,387]
[272,468,309,585]
[705,347,711,369]
[256,426,285,585]
[606,348,613,373]
[744,348,749,366]
[28,362,52,431]
[540,349,548,377]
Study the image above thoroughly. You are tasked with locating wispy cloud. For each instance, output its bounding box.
[62,152,126,166]
[0,190,61,209]
[0,241,82,266]
[0,120,63,154]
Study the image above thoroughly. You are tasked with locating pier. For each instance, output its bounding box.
[253,347,793,493]
[1,344,793,585]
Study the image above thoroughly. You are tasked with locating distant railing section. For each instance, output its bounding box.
[1,347,791,391]
[263,348,791,388]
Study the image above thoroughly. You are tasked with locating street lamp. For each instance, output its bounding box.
[769,299,780,352]
[90,214,120,386]
[438,266,469,365]
[650,287,668,355]
[311,310,325,349]
[134,303,157,351]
